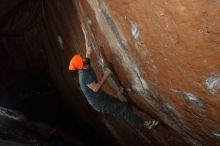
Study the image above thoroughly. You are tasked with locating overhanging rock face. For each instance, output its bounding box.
[73,0,220,145]
[1,0,220,145]
[43,0,220,145]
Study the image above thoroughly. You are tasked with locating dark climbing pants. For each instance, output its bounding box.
[93,93,144,129]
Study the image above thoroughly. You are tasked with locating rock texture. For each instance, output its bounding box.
[0,106,45,144]
[1,0,220,145]
[74,0,220,145]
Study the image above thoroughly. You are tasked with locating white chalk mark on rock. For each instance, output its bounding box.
[131,85,142,93]
[164,101,176,112]
[0,106,26,121]
[183,92,204,107]
[133,64,149,91]
[87,17,93,25]
[98,58,105,69]
[57,35,64,49]
[205,75,220,94]
[213,132,220,137]
[130,21,140,39]
[140,78,149,90]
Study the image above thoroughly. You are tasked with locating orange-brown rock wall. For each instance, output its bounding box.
[75,0,220,145]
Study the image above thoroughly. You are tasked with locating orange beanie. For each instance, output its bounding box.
[69,54,84,70]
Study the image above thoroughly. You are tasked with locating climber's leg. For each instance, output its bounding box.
[94,93,145,129]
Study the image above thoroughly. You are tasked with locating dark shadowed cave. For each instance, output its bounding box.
[0,0,119,145]
[0,69,119,146]
[1,0,220,146]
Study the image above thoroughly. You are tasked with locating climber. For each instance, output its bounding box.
[68,27,159,130]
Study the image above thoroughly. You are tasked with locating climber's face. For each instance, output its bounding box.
[83,57,90,66]
[82,56,86,62]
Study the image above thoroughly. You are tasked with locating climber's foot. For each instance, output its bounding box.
[144,120,159,130]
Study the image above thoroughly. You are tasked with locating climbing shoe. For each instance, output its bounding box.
[144,120,159,130]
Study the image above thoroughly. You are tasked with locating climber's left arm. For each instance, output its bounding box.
[86,44,92,59]
[82,24,92,59]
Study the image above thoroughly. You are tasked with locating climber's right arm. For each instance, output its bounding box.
[87,68,112,92]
